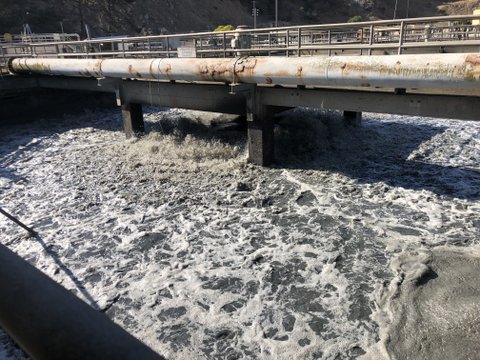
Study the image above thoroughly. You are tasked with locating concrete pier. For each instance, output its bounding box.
[343,111,362,126]
[122,103,145,138]
[247,107,275,166]
[245,88,275,166]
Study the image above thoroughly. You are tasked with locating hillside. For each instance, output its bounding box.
[438,0,480,14]
[0,0,478,37]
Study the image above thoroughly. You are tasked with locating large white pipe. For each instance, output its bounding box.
[10,53,480,89]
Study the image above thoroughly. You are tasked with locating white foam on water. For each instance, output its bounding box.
[0,107,478,359]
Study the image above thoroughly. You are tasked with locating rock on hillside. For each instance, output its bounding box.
[1,0,479,37]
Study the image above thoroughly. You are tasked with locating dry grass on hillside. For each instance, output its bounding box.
[438,0,480,15]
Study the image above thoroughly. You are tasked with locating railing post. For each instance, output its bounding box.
[268,32,272,56]
[198,36,202,58]
[0,45,5,72]
[286,30,290,57]
[166,37,170,58]
[297,28,302,57]
[398,21,405,55]
[328,30,332,56]
[223,33,227,58]
[360,27,364,43]
[368,25,374,55]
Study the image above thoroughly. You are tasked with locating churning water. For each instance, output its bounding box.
[1,107,479,359]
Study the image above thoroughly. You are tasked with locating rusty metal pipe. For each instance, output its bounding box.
[10,53,480,90]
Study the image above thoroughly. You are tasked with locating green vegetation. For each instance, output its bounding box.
[348,15,363,23]
[213,25,235,32]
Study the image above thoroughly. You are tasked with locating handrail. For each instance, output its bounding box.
[0,33,80,44]
[20,14,480,47]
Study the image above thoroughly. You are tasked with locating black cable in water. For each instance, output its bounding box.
[0,207,36,235]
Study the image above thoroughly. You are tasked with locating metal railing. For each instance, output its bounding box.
[0,33,79,44]
[2,15,480,72]
[0,33,80,74]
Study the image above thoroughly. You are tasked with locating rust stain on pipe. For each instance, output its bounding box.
[128,64,142,78]
[79,69,91,77]
[24,61,51,73]
[296,66,303,77]
[199,62,231,80]
[465,54,480,66]
[331,56,479,83]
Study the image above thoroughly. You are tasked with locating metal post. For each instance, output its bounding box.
[223,33,227,58]
[0,45,5,67]
[268,32,272,56]
[166,37,170,58]
[285,30,290,57]
[359,28,364,55]
[368,25,374,55]
[199,36,202,58]
[253,0,257,29]
[328,30,332,56]
[398,21,405,55]
[297,28,302,57]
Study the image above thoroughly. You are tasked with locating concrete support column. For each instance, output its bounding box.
[246,90,275,166]
[122,103,144,138]
[343,110,362,126]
